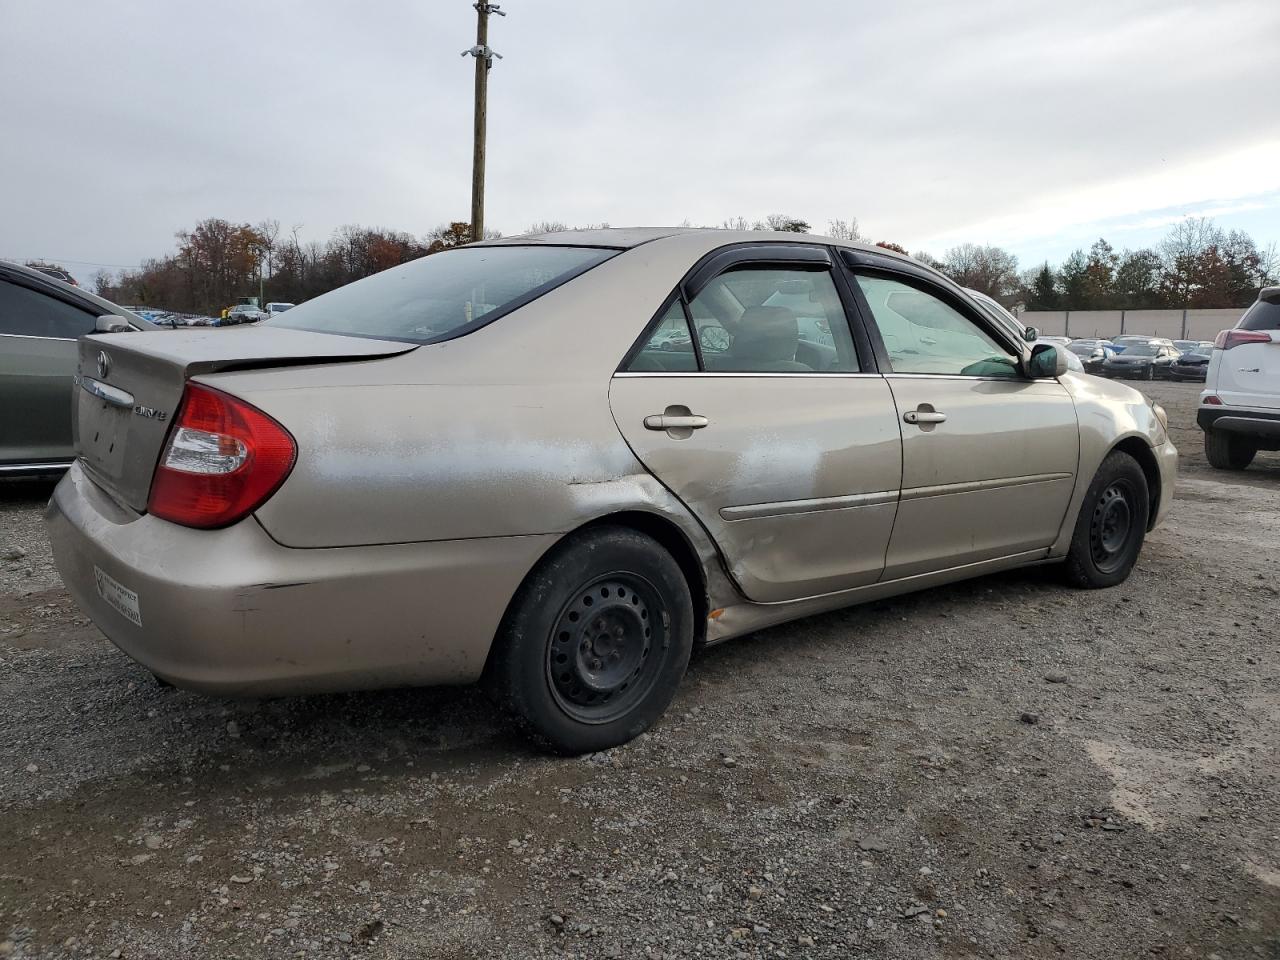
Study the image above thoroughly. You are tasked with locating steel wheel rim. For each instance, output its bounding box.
[1090,480,1135,573]
[545,572,669,724]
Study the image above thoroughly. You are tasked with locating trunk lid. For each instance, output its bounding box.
[75,327,415,511]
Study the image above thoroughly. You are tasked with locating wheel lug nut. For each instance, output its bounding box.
[591,659,602,670]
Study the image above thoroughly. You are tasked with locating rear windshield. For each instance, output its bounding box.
[1240,299,1280,332]
[272,245,616,343]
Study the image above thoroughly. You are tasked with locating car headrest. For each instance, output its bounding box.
[734,306,800,362]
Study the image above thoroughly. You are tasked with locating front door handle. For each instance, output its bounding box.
[903,409,947,425]
[644,414,709,431]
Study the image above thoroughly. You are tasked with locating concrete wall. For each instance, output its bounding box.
[1022,308,1245,342]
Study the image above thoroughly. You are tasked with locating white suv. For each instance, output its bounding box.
[1199,287,1280,469]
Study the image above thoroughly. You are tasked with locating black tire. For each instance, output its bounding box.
[1204,429,1256,470]
[1061,450,1150,589]
[487,527,694,754]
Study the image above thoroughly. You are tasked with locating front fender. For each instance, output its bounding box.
[1048,373,1174,556]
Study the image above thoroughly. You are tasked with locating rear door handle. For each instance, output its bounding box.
[644,415,709,430]
[903,410,947,424]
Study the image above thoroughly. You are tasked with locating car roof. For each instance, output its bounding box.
[477,226,913,262]
[0,259,153,328]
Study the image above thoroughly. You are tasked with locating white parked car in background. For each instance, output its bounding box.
[227,304,270,324]
[1199,286,1280,469]
[265,302,295,317]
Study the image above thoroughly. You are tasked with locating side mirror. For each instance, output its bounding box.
[1022,325,1039,343]
[95,314,132,333]
[1028,342,1068,378]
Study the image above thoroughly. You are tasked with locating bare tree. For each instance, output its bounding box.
[941,243,1020,297]
[764,214,810,233]
[826,218,861,241]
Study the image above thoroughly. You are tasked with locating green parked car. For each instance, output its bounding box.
[0,260,157,477]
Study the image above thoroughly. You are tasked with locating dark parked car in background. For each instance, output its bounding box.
[1100,342,1181,380]
[1170,349,1212,381]
[1066,340,1115,375]
[0,260,155,476]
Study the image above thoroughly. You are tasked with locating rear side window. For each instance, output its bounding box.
[624,267,860,373]
[1239,299,1280,331]
[272,245,616,344]
[692,268,859,372]
[0,279,97,339]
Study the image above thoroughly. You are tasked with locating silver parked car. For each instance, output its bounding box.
[47,229,1177,753]
[1,260,155,476]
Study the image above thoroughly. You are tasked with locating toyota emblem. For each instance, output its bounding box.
[96,350,111,379]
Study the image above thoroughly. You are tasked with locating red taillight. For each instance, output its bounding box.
[147,383,296,529]
[1214,328,1271,350]
[1203,395,1222,405]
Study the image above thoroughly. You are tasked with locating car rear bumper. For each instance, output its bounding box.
[46,461,556,696]
[1197,405,1280,440]
[1101,364,1150,377]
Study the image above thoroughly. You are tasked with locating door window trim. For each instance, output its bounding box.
[0,332,77,343]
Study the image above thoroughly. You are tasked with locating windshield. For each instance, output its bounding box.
[1066,342,1096,355]
[272,245,616,343]
[1123,345,1158,357]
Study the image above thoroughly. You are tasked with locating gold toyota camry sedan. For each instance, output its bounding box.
[47,229,1177,753]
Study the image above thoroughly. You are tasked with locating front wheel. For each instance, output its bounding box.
[1061,450,1150,588]
[1204,429,1256,470]
[487,527,694,754]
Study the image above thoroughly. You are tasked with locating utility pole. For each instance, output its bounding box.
[463,2,504,243]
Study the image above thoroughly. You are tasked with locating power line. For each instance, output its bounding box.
[5,256,142,270]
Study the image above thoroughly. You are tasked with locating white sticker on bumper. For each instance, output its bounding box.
[94,565,142,627]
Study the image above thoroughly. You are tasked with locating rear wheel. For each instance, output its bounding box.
[1062,450,1149,589]
[488,527,694,754]
[1204,429,1256,470]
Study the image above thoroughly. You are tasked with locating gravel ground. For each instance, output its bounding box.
[1,379,1278,959]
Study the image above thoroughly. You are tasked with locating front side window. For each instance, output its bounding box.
[0,279,97,339]
[854,275,1018,377]
[686,267,858,372]
[272,245,616,344]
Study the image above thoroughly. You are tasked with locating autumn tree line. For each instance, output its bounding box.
[83,213,1276,317]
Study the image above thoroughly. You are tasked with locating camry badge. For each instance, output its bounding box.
[96,350,111,379]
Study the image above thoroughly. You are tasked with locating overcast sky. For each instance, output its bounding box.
[2,0,1277,285]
